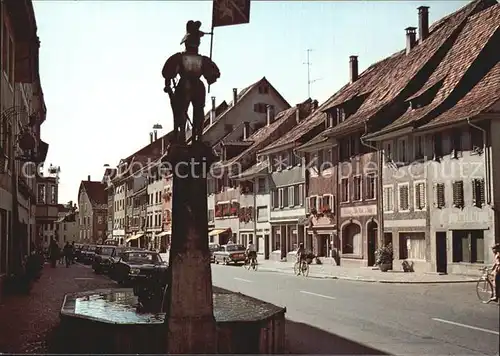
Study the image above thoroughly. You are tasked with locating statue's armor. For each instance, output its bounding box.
[180,54,203,78]
[162,49,220,143]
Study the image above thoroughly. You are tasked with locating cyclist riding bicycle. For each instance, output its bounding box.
[296,243,306,264]
[246,240,257,264]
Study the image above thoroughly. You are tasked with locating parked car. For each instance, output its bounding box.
[111,250,168,285]
[209,243,220,263]
[74,243,83,261]
[92,245,120,274]
[213,244,246,265]
[81,245,97,264]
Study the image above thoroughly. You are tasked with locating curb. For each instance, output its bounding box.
[258,267,478,284]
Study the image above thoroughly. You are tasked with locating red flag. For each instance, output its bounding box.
[212,0,251,28]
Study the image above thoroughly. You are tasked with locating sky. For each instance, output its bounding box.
[32,0,470,204]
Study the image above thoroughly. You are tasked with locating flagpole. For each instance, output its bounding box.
[208,24,214,94]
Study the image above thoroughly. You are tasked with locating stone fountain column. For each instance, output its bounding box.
[163,143,218,354]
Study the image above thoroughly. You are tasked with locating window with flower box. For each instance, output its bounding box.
[321,195,332,214]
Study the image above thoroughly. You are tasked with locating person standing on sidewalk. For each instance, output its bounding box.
[48,238,59,268]
[63,242,73,268]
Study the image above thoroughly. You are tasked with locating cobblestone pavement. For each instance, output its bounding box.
[0,262,115,354]
[256,260,479,283]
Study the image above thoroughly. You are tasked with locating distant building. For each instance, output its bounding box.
[77,176,107,243]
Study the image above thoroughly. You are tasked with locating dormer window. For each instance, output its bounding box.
[325,112,335,128]
[337,108,346,123]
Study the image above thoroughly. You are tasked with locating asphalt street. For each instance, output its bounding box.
[211,264,500,355]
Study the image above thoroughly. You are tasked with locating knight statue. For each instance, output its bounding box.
[162,20,221,144]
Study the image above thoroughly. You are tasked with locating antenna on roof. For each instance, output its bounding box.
[303,49,322,98]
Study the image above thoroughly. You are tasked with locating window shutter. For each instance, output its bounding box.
[479,179,485,206]
[415,184,421,210]
[436,183,445,209]
[452,181,464,208]
[472,179,486,207]
[383,188,388,211]
[399,185,409,211]
[317,196,323,211]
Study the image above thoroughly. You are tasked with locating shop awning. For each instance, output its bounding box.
[156,231,171,238]
[126,233,144,243]
[208,229,228,237]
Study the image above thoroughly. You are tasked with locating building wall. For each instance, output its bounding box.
[113,183,126,240]
[381,133,430,272]
[147,177,164,245]
[428,122,497,276]
[491,114,500,244]
[338,148,380,268]
[78,190,93,241]
[255,181,271,257]
[269,163,306,259]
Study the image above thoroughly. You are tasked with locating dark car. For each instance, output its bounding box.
[92,245,119,274]
[209,243,220,263]
[213,244,246,265]
[74,243,83,261]
[111,250,168,285]
[81,245,97,264]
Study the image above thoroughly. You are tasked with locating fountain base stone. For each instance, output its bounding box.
[58,286,286,354]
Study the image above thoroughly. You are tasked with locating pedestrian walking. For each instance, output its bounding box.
[63,242,73,268]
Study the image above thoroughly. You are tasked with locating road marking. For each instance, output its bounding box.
[432,318,499,335]
[300,291,336,300]
[234,277,253,283]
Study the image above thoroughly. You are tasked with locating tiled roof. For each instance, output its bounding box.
[368,1,500,136]
[322,0,490,138]
[81,181,107,206]
[226,106,299,168]
[233,160,269,179]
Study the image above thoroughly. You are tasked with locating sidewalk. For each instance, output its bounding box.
[257,260,478,284]
[0,262,115,354]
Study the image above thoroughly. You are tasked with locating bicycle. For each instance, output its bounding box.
[294,259,309,277]
[244,256,258,271]
[476,266,494,302]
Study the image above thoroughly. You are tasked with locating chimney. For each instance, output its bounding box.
[311,100,319,111]
[154,130,158,141]
[296,105,301,124]
[243,121,250,140]
[418,6,429,42]
[161,137,165,154]
[349,56,358,83]
[232,88,238,105]
[87,175,91,181]
[150,132,153,143]
[266,105,275,126]
[406,27,417,54]
[210,96,216,125]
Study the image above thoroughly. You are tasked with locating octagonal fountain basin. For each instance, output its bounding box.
[58,287,286,354]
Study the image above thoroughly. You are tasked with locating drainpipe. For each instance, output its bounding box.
[467,118,491,204]
[253,177,257,252]
[361,122,383,247]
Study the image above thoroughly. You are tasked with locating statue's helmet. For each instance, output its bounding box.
[180,20,205,47]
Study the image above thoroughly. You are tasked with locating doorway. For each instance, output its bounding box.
[367,221,378,266]
[436,231,447,274]
[264,234,270,259]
